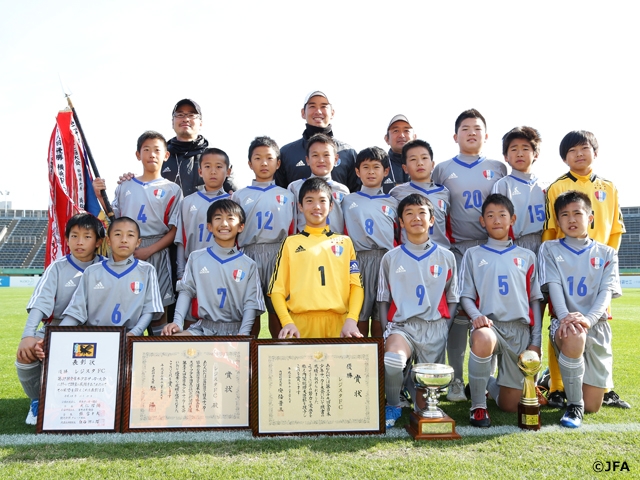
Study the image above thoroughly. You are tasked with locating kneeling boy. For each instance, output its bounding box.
[538,191,621,428]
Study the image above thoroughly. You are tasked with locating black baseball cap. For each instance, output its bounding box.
[172,99,202,116]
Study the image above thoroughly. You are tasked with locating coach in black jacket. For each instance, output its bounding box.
[275,91,359,192]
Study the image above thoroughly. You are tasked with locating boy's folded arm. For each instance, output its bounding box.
[460,296,482,321]
[346,284,364,322]
[142,226,177,257]
[270,293,294,327]
[22,308,47,339]
[172,291,192,330]
[239,309,257,336]
[584,289,613,328]
[529,299,542,348]
[59,316,83,327]
[129,313,154,336]
[546,283,569,320]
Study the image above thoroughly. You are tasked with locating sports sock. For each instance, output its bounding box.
[490,354,498,377]
[447,316,469,381]
[384,352,407,407]
[558,353,584,407]
[468,351,492,410]
[15,360,42,400]
[487,375,501,405]
[548,340,564,391]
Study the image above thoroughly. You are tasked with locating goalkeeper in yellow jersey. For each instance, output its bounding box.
[268,177,364,339]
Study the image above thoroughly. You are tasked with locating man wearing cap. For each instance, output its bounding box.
[381,114,417,193]
[275,91,359,192]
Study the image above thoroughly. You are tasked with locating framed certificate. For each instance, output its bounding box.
[251,338,384,436]
[123,336,251,432]
[37,326,126,434]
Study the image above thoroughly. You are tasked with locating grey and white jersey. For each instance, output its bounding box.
[343,187,398,252]
[232,181,295,248]
[378,240,459,323]
[25,254,104,329]
[432,155,506,243]
[538,238,621,320]
[63,255,164,332]
[178,242,265,323]
[491,170,545,239]
[460,238,542,325]
[288,174,349,233]
[112,177,183,236]
[389,181,451,248]
[175,188,229,256]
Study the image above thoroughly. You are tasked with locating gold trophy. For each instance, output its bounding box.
[517,350,542,430]
[406,363,461,440]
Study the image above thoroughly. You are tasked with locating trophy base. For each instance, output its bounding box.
[517,402,541,430]
[406,412,461,440]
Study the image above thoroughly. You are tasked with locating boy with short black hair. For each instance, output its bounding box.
[378,194,459,427]
[232,136,295,338]
[343,146,398,337]
[163,200,265,337]
[58,216,164,335]
[538,191,621,427]
[287,133,350,233]
[269,177,364,339]
[15,213,105,425]
[542,130,627,409]
[93,131,183,335]
[461,194,543,427]
[492,126,545,254]
[390,139,451,248]
[432,109,507,401]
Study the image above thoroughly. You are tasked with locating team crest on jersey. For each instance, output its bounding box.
[482,170,495,180]
[130,281,144,294]
[430,264,443,278]
[233,269,246,282]
[382,205,394,216]
[590,257,605,269]
[332,245,344,257]
[594,190,607,202]
[437,199,446,211]
[332,192,344,203]
[275,194,287,205]
[513,257,526,269]
[73,343,96,358]
[350,260,360,273]
[154,189,165,199]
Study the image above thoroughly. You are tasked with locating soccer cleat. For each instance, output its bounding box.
[547,390,566,409]
[537,367,550,390]
[385,405,402,428]
[560,404,584,428]
[25,399,38,426]
[469,408,491,428]
[397,395,411,409]
[447,378,467,402]
[602,390,631,409]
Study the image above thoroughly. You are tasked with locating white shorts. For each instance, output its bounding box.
[385,317,448,364]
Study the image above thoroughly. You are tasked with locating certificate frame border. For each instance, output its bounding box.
[36,326,126,434]
[251,338,385,437]
[122,336,252,433]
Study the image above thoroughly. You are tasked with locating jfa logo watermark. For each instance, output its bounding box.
[593,460,630,472]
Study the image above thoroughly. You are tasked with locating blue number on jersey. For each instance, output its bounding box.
[527,204,545,223]
[365,219,374,235]
[111,304,122,324]
[217,287,227,308]
[198,223,213,243]
[462,190,483,209]
[137,205,148,223]
[567,276,588,296]
[498,275,509,295]
[256,211,274,230]
[416,285,426,305]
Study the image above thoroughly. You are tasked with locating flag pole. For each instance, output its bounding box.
[64,94,115,221]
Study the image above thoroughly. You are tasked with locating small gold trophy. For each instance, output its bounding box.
[517,350,542,430]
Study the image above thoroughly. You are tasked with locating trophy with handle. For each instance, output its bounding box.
[517,350,542,430]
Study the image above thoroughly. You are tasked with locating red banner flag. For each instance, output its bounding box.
[46,110,101,267]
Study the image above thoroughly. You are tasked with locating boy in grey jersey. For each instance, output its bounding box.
[492,126,545,254]
[461,194,542,428]
[15,213,105,425]
[431,109,507,401]
[390,139,451,248]
[288,134,349,233]
[343,147,399,337]
[378,194,459,427]
[538,191,621,428]
[232,137,295,338]
[163,200,265,337]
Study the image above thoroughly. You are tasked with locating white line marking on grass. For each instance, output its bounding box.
[1,423,639,447]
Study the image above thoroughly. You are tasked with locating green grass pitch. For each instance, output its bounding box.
[1,288,638,478]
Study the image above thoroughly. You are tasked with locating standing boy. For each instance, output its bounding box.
[542,130,627,409]
[94,131,183,335]
[268,178,364,339]
[232,137,295,338]
[390,139,451,248]
[431,109,507,401]
[288,134,350,233]
[460,194,542,427]
[343,147,399,337]
[538,191,621,427]
[162,200,265,337]
[15,213,105,425]
[378,194,459,427]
